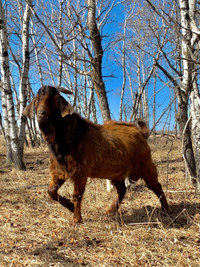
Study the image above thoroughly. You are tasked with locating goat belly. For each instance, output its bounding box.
[86,124,148,180]
[89,151,131,179]
[90,167,129,180]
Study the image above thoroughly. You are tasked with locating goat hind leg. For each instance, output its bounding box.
[107,180,126,214]
[48,179,74,212]
[143,163,169,213]
[146,181,169,213]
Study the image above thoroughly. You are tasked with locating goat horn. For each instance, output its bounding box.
[54,86,73,95]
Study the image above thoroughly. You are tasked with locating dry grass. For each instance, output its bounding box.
[0,135,200,266]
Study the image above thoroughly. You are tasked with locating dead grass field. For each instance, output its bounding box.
[0,135,200,266]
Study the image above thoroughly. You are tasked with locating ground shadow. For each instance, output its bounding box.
[31,245,76,266]
[30,240,92,266]
[108,202,200,229]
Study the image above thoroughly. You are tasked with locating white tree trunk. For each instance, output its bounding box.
[58,0,64,86]
[0,81,12,162]
[119,16,127,121]
[179,0,192,95]
[30,20,43,87]
[190,81,200,191]
[179,0,200,191]
[141,57,149,125]
[18,0,32,157]
[0,0,25,169]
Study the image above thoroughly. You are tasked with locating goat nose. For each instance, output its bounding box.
[37,110,47,121]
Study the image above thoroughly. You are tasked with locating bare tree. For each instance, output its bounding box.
[87,0,111,121]
[18,0,32,157]
[119,13,128,121]
[142,0,200,191]
[0,0,25,169]
[179,0,200,191]
[30,20,44,87]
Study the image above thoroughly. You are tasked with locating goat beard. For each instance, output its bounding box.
[39,123,56,144]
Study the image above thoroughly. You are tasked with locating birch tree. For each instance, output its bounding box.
[119,13,127,121]
[0,0,25,170]
[141,0,200,191]
[179,0,200,191]
[18,0,32,158]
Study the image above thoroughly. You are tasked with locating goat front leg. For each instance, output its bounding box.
[107,180,127,214]
[48,178,74,212]
[72,177,87,224]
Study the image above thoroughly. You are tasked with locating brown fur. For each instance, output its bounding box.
[23,85,169,224]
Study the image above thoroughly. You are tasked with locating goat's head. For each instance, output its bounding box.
[23,85,73,131]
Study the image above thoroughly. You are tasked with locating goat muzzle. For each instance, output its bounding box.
[37,109,48,123]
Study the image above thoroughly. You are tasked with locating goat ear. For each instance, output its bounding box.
[23,99,35,118]
[60,98,74,117]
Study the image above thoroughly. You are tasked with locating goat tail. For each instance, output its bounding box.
[137,120,150,139]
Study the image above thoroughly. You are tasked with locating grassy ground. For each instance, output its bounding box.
[0,135,199,266]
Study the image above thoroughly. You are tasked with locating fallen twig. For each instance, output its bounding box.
[128,221,161,226]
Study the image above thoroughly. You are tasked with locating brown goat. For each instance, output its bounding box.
[23,85,169,224]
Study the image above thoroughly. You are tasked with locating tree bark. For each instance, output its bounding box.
[119,15,127,121]
[87,0,111,122]
[18,0,32,158]
[179,0,200,190]
[0,0,25,169]
[30,20,43,87]
[177,93,196,183]
[58,0,64,86]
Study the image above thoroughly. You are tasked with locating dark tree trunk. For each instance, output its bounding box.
[87,0,111,122]
[177,94,196,184]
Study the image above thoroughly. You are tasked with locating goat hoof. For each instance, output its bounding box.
[70,217,83,226]
[106,206,118,215]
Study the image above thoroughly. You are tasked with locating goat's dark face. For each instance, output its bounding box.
[23,85,73,131]
[36,87,59,125]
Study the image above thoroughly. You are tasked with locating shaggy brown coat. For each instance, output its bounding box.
[23,85,169,224]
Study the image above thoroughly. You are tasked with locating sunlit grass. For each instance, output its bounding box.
[0,135,199,266]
